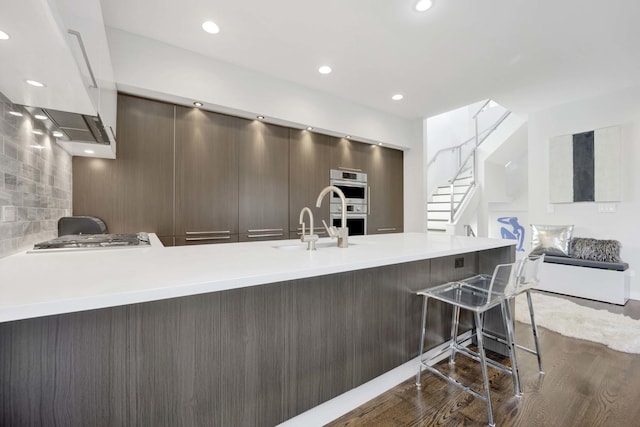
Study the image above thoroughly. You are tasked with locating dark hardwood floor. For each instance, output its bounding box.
[327,295,640,427]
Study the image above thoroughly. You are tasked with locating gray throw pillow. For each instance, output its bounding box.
[571,237,622,263]
[530,224,574,257]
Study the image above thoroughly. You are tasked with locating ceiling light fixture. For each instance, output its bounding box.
[25,79,45,88]
[8,111,23,117]
[84,149,95,154]
[0,30,10,40]
[392,94,404,101]
[34,114,48,120]
[257,115,265,120]
[378,142,383,146]
[415,0,434,12]
[52,131,64,138]
[345,135,352,139]
[202,20,220,34]
[306,126,314,131]
[193,101,203,107]
[318,65,332,75]
[32,129,44,136]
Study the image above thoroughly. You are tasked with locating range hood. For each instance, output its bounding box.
[25,106,111,145]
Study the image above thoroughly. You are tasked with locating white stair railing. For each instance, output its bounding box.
[427,100,512,223]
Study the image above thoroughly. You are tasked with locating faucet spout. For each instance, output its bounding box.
[316,185,349,248]
[298,207,318,250]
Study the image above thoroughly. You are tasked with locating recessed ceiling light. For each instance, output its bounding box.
[34,114,48,120]
[378,142,383,146]
[32,129,44,135]
[202,21,220,34]
[257,115,265,120]
[84,149,95,154]
[415,0,434,12]
[0,30,9,40]
[318,65,332,75]
[52,131,64,138]
[193,101,203,107]
[306,126,314,131]
[25,79,45,88]
[8,111,23,117]
[392,94,404,101]
[345,135,352,139]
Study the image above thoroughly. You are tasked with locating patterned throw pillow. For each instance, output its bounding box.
[571,237,622,263]
[530,224,574,257]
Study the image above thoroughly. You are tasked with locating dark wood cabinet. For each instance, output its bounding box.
[74,94,403,246]
[367,146,404,234]
[73,95,175,240]
[238,121,289,241]
[175,107,239,244]
[289,130,334,235]
[289,131,371,236]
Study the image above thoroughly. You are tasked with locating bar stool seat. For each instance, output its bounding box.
[415,262,521,427]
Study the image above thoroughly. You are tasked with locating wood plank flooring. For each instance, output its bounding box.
[327,294,640,427]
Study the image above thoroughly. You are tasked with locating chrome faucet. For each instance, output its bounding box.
[316,185,349,248]
[298,207,319,250]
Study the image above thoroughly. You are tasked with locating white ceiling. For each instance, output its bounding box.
[100,0,640,119]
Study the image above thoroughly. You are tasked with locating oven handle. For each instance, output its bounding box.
[330,179,367,187]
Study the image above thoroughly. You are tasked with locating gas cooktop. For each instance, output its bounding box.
[31,232,150,251]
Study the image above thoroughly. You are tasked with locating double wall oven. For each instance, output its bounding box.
[329,169,367,236]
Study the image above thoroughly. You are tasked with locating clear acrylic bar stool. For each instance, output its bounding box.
[481,254,546,379]
[415,263,520,427]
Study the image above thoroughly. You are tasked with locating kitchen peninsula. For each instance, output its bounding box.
[0,232,514,426]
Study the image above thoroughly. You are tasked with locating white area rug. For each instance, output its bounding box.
[515,292,640,354]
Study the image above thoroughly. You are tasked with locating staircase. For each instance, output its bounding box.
[426,99,511,234]
[427,169,474,232]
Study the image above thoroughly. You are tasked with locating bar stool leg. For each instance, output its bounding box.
[448,290,462,364]
[501,299,522,396]
[526,290,544,373]
[474,312,495,427]
[416,295,429,388]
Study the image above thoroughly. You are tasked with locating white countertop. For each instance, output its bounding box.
[0,232,514,323]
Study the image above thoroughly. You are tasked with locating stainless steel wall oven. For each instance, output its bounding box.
[329,169,367,235]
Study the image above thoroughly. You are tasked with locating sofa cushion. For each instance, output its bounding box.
[544,255,628,271]
[570,237,622,263]
[530,224,574,257]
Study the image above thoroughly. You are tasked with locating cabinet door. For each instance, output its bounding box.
[74,95,175,237]
[367,146,404,234]
[238,121,289,241]
[289,131,334,234]
[333,138,369,172]
[175,107,239,238]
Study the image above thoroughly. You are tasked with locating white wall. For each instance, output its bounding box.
[105,28,428,232]
[527,85,640,298]
[106,28,415,150]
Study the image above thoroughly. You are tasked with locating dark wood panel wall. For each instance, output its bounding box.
[0,247,513,427]
[73,94,404,244]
